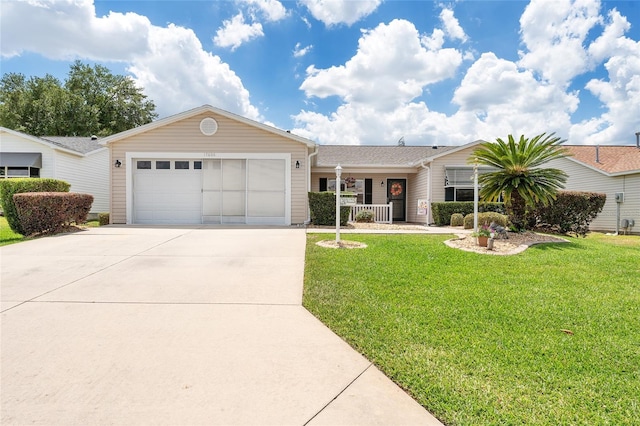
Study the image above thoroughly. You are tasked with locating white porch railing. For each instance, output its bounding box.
[349,203,393,224]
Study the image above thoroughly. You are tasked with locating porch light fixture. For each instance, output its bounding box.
[115,159,122,168]
[295,160,300,169]
[380,180,384,187]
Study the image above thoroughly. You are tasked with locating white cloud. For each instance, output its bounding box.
[293,42,313,58]
[440,8,467,42]
[0,0,261,121]
[300,0,381,26]
[571,10,640,145]
[300,19,462,108]
[214,12,264,51]
[294,19,466,144]
[240,0,287,22]
[518,0,601,85]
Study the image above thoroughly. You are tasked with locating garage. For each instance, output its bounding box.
[104,105,315,226]
[132,156,289,225]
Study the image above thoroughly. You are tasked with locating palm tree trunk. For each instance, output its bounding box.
[508,191,528,231]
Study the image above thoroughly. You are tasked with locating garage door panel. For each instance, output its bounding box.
[248,192,285,217]
[133,160,202,225]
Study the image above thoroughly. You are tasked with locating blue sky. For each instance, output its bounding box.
[1,0,639,146]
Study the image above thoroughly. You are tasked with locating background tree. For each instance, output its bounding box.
[0,61,157,136]
[469,133,570,231]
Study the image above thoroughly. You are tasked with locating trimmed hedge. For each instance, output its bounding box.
[534,191,606,237]
[463,212,508,229]
[13,192,93,236]
[431,201,505,226]
[0,178,70,234]
[98,212,110,226]
[450,213,464,227]
[308,192,351,226]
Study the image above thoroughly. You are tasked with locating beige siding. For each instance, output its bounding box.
[0,132,56,178]
[109,112,309,224]
[407,166,429,223]
[548,158,640,233]
[429,146,478,204]
[56,149,110,213]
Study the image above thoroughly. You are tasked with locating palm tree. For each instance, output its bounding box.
[470,133,569,231]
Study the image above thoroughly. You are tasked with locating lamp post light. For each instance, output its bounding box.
[335,164,342,244]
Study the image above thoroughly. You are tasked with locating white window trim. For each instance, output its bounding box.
[125,152,291,225]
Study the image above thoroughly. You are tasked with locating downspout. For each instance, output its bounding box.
[305,145,319,224]
[420,160,431,225]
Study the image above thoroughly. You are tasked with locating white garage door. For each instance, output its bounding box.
[202,159,286,225]
[132,158,288,225]
[133,159,203,224]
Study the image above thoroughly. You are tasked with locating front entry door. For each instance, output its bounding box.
[387,179,406,222]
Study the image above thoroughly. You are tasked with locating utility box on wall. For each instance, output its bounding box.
[615,192,624,203]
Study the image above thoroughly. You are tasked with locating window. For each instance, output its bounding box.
[1,167,40,179]
[175,161,189,170]
[444,167,491,202]
[194,161,202,170]
[327,178,365,203]
[7,167,29,178]
[137,161,151,169]
[156,161,170,170]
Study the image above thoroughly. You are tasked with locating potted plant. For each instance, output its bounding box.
[471,225,492,247]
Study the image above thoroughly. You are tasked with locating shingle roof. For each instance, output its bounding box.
[40,136,104,154]
[564,145,640,174]
[315,145,458,167]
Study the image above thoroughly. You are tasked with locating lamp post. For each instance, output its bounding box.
[473,160,478,234]
[335,164,342,244]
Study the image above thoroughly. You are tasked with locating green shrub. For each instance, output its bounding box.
[450,213,464,226]
[534,191,606,237]
[98,212,110,226]
[308,192,351,226]
[463,212,508,229]
[355,210,375,223]
[431,202,505,226]
[0,178,70,234]
[13,192,93,235]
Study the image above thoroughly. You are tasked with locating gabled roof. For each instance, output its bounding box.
[564,145,640,175]
[315,145,459,167]
[314,140,485,168]
[100,104,317,148]
[41,136,104,154]
[0,127,104,156]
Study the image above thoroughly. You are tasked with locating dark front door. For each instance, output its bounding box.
[387,179,406,222]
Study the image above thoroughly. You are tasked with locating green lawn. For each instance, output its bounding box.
[304,232,640,425]
[0,216,25,246]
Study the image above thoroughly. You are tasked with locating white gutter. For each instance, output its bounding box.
[420,160,432,225]
[306,145,319,224]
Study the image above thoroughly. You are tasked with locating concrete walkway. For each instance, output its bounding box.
[1,226,442,425]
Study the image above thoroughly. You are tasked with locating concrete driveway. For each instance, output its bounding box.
[1,226,442,425]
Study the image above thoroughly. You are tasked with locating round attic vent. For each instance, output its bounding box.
[200,117,218,136]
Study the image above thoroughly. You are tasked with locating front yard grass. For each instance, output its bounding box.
[0,216,24,246]
[304,232,639,425]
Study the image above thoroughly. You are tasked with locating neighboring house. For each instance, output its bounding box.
[547,145,640,234]
[0,127,110,214]
[100,105,316,225]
